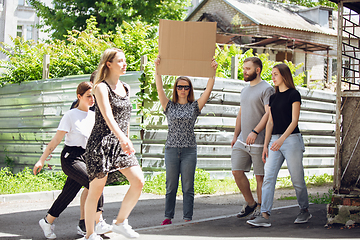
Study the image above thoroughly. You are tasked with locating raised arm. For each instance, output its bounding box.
[95,82,135,155]
[33,130,66,175]
[197,58,218,111]
[270,101,300,151]
[154,56,169,111]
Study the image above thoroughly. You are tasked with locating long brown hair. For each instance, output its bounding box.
[93,48,124,89]
[172,76,195,103]
[74,81,93,108]
[273,63,295,93]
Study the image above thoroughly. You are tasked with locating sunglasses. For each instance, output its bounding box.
[176,85,190,90]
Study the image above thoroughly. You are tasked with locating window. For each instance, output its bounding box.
[26,25,32,40]
[18,0,31,6]
[17,25,23,38]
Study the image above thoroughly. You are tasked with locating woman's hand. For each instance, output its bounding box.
[262,147,268,163]
[211,58,218,74]
[120,137,135,155]
[33,159,45,175]
[270,138,284,151]
[154,55,161,70]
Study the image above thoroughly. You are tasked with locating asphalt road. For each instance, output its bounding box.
[1,185,359,240]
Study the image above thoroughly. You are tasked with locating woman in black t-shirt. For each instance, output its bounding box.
[247,63,311,228]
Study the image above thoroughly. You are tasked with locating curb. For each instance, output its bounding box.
[0,185,130,203]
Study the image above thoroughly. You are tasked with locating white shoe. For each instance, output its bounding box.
[95,219,112,234]
[77,225,86,236]
[112,219,139,238]
[39,218,56,239]
[83,232,103,240]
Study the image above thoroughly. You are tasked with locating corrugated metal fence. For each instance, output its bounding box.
[0,72,143,172]
[0,74,336,178]
[141,77,336,178]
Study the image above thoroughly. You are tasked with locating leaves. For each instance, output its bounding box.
[28,0,191,40]
[0,18,157,86]
[215,45,305,86]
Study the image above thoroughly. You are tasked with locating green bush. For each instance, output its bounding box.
[215,46,305,86]
[0,17,158,86]
[0,167,66,195]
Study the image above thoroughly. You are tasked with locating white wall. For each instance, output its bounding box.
[0,0,52,46]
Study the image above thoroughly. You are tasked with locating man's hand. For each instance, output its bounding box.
[246,132,257,145]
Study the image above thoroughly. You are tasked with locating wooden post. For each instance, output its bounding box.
[231,55,238,79]
[334,1,344,192]
[140,55,148,71]
[42,54,50,79]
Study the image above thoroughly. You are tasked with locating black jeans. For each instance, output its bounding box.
[48,145,104,218]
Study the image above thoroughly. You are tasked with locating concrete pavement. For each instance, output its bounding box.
[1,185,360,240]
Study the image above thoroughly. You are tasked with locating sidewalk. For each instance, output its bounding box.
[1,184,359,240]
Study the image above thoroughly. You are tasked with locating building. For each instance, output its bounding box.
[185,0,339,82]
[0,0,51,48]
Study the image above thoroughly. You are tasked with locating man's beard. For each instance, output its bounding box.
[244,71,257,82]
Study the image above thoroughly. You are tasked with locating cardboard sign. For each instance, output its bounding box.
[158,19,216,78]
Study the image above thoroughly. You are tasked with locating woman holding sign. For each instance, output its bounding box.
[154,56,218,225]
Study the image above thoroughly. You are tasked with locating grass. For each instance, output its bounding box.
[0,167,334,203]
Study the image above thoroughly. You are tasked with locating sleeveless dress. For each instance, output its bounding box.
[85,80,139,183]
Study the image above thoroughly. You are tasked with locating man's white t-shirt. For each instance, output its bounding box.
[57,108,95,149]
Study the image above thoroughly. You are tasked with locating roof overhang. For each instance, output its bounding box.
[217,33,332,52]
[330,0,360,14]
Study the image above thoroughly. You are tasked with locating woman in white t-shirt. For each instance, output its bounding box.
[33,82,112,239]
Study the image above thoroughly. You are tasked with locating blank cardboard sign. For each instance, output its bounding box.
[158,19,216,78]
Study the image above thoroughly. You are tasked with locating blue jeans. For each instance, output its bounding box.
[261,133,309,215]
[164,147,197,220]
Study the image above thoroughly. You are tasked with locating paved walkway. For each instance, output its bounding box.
[1,185,359,240]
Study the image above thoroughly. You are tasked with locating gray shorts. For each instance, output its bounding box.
[231,140,264,175]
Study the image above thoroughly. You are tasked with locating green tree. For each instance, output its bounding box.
[28,0,191,40]
[215,45,305,86]
[268,0,337,9]
[0,17,158,85]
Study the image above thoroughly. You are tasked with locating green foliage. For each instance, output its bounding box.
[275,174,333,189]
[0,167,66,195]
[266,0,337,9]
[1,166,334,197]
[143,168,216,195]
[309,189,333,204]
[0,17,158,86]
[143,172,167,195]
[215,46,305,86]
[28,0,191,40]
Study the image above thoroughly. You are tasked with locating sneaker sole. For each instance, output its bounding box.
[77,226,86,236]
[246,220,271,228]
[237,211,255,218]
[95,229,112,235]
[294,214,312,224]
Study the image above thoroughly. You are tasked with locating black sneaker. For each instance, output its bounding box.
[237,202,258,218]
[77,219,86,236]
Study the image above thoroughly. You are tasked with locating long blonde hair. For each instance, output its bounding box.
[93,48,124,89]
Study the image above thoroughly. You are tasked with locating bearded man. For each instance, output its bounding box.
[231,57,275,219]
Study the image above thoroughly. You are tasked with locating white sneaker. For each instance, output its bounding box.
[83,232,103,240]
[95,219,112,234]
[77,225,86,236]
[112,219,139,238]
[39,218,56,239]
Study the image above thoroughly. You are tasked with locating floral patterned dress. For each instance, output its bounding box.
[85,80,139,183]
